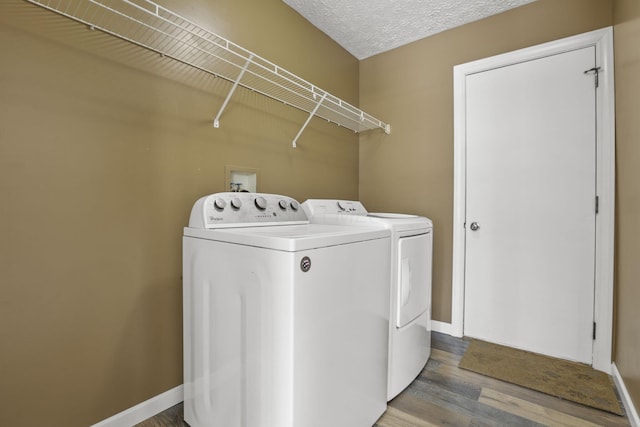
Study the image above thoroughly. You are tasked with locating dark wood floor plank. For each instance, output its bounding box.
[432,331,471,356]
[135,403,187,427]
[375,405,439,427]
[418,362,482,401]
[478,387,603,427]
[388,391,474,427]
[405,373,546,427]
[432,358,630,426]
[430,347,463,366]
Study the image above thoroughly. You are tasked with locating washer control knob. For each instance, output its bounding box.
[289,200,299,211]
[214,198,227,210]
[278,200,288,210]
[336,201,347,211]
[231,198,242,209]
[254,196,267,210]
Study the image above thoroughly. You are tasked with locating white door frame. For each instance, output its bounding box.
[451,27,615,373]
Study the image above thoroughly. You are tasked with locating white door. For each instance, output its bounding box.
[463,47,597,364]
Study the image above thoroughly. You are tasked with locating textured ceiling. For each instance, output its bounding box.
[283,0,537,59]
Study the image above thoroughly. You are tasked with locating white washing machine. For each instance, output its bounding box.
[183,192,391,427]
[302,199,433,401]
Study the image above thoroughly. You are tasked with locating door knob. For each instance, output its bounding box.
[470,222,480,231]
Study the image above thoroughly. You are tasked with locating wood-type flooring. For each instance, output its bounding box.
[137,332,630,427]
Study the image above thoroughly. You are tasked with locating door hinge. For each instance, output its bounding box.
[593,322,597,340]
[584,67,602,88]
[595,195,599,214]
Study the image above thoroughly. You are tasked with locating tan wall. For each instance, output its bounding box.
[359,0,613,323]
[0,1,359,425]
[613,0,640,411]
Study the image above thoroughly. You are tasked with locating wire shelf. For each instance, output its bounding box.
[25,0,391,146]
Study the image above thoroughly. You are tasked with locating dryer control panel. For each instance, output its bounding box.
[302,199,369,216]
[188,192,308,228]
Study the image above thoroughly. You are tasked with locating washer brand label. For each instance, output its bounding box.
[300,256,311,272]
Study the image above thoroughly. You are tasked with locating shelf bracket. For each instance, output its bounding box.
[292,93,327,148]
[213,55,253,128]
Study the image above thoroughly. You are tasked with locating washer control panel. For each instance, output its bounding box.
[189,192,308,228]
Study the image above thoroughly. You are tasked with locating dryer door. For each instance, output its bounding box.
[397,233,432,328]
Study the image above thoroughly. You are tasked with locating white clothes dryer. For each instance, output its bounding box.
[183,193,391,427]
[302,199,433,400]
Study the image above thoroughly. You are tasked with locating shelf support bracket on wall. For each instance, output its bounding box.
[292,93,327,148]
[213,55,253,128]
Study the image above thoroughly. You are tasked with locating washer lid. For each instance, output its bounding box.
[184,223,390,251]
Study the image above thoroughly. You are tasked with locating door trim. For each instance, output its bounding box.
[451,27,615,373]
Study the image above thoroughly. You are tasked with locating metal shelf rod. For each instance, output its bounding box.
[214,55,253,128]
[292,93,327,148]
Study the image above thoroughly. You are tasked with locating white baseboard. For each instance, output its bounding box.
[612,363,640,427]
[431,320,454,335]
[90,385,183,427]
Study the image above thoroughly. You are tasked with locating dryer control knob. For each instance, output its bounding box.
[231,198,242,209]
[254,196,267,210]
[278,200,288,210]
[214,198,227,210]
[337,201,347,211]
[289,200,299,211]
